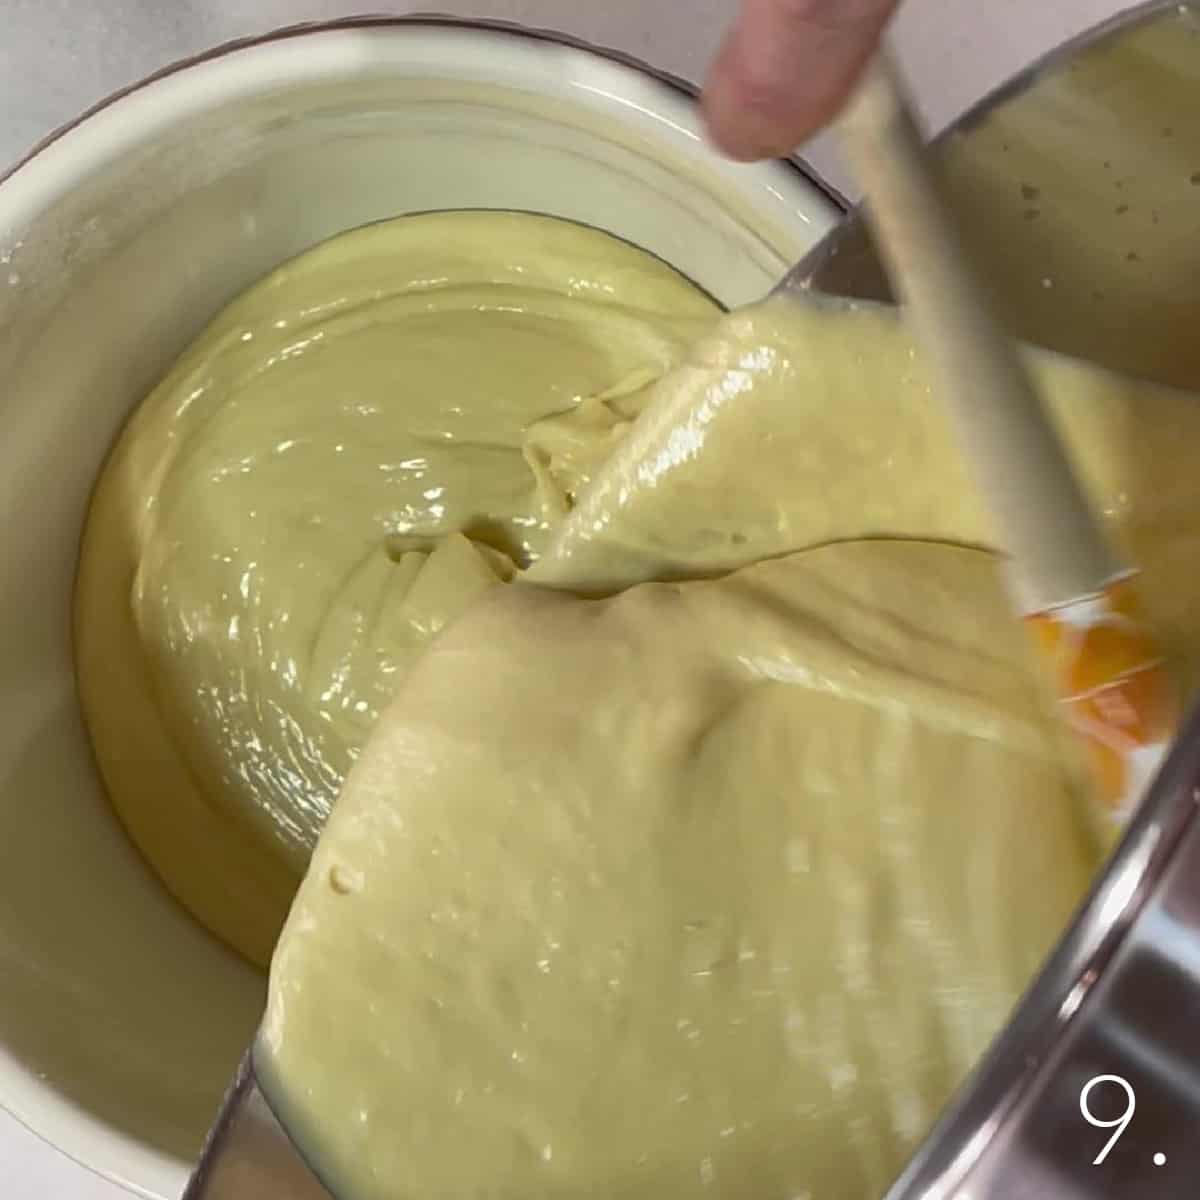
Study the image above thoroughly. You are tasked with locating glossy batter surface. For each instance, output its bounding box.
[75,212,716,966]
[532,297,1200,619]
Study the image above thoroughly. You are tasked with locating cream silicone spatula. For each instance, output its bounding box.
[838,48,1177,840]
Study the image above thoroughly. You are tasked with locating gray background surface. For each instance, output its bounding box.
[1,1,1130,1196]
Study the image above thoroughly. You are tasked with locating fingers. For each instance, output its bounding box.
[703,0,901,160]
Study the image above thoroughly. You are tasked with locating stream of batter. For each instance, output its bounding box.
[76,212,1200,1199]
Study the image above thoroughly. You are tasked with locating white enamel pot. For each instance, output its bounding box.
[0,18,837,1199]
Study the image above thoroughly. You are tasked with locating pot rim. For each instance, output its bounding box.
[0,13,847,211]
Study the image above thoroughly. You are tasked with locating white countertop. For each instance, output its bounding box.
[0,1,1130,1196]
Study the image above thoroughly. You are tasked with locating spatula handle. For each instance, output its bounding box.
[840,50,1177,837]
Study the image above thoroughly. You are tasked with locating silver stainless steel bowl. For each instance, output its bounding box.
[805,4,1200,1196]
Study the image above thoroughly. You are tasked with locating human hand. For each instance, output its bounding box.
[703,0,901,160]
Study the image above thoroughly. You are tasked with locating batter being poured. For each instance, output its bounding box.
[76,212,1200,1198]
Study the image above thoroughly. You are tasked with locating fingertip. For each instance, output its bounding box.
[702,37,804,162]
[701,0,902,163]
[702,93,792,163]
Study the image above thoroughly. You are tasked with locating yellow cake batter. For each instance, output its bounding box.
[75,211,1200,1198]
[75,212,717,967]
[262,541,1097,1200]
